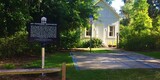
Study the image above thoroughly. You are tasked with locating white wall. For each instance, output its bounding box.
[81,0,120,47]
[95,1,120,46]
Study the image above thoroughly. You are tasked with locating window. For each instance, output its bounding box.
[109,26,115,37]
[85,27,91,36]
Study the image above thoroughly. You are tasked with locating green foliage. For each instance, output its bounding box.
[23,52,72,68]
[130,0,152,33]
[60,30,81,49]
[35,0,98,31]
[23,63,41,69]
[0,31,41,58]
[0,0,31,37]
[121,0,134,26]
[83,38,102,48]
[29,0,99,49]
[120,25,160,50]
[139,51,160,59]
[147,0,160,18]
[0,31,28,57]
[3,63,15,69]
[20,51,160,80]
[153,15,160,31]
[0,0,98,50]
[0,0,98,57]
[123,34,156,50]
[119,0,160,51]
[105,0,114,5]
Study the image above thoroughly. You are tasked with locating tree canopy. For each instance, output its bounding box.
[120,0,160,50]
[147,0,160,18]
[106,0,114,5]
[0,0,31,37]
[0,0,98,49]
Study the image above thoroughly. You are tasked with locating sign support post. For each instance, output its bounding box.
[41,43,45,76]
[41,17,47,76]
[89,15,93,53]
[41,43,45,69]
[28,17,57,76]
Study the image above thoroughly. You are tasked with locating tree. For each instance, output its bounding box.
[0,0,31,37]
[147,0,160,18]
[30,0,98,31]
[0,0,98,58]
[121,0,134,26]
[35,0,98,48]
[131,0,152,33]
[121,0,152,31]
[123,0,133,3]
[0,0,98,48]
[120,0,154,50]
[106,0,114,5]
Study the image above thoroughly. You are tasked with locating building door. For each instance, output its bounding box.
[104,28,108,46]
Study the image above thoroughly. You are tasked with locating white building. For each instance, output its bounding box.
[81,0,121,47]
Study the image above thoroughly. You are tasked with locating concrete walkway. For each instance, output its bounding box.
[71,49,160,70]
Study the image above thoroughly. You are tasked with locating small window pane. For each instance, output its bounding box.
[86,28,91,36]
[109,26,115,37]
[110,27,113,31]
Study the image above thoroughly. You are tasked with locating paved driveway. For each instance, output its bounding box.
[71,51,160,70]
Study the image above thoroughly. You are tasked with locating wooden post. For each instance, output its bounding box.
[62,63,66,80]
[0,68,61,75]
[42,47,45,69]
[116,33,119,48]
[42,46,45,76]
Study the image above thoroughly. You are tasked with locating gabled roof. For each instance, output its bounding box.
[94,0,121,19]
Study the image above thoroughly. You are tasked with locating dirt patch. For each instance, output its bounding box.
[0,73,61,80]
[0,55,62,80]
[0,55,40,69]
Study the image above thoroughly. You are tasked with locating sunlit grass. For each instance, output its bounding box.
[23,52,73,68]
[73,48,114,53]
[138,51,160,59]
[24,51,160,80]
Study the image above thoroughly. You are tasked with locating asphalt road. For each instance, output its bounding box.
[71,51,160,70]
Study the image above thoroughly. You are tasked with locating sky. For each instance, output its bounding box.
[111,0,124,13]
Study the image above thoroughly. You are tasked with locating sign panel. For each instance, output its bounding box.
[29,23,57,42]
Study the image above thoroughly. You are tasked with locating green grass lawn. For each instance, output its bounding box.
[24,51,160,80]
[88,49,114,53]
[74,48,114,53]
[138,51,160,59]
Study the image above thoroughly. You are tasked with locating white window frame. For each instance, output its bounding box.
[85,27,91,37]
[108,26,115,38]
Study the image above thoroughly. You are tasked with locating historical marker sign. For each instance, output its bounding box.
[29,23,57,43]
[28,17,58,73]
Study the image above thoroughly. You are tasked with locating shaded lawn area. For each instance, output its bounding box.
[138,51,160,59]
[68,68,160,80]
[23,52,73,68]
[24,51,160,80]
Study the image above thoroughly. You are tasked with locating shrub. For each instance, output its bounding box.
[23,63,41,69]
[119,31,159,51]
[3,63,15,69]
[0,31,28,57]
[75,40,84,48]
[83,38,102,48]
[0,31,41,58]
[60,30,81,49]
